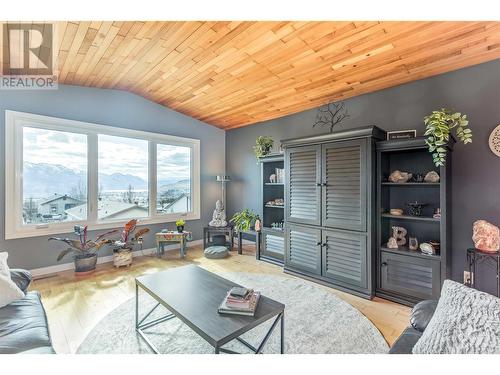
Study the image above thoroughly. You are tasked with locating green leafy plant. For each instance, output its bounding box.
[230,209,260,232]
[176,219,186,227]
[253,136,274,160]
[424,108,472,167]
[49,225,117,261]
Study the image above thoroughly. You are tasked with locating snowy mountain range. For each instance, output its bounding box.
[23,162,188,198]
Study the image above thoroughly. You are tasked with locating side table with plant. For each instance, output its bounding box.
[49,225,117,275]
[111,219,150,268]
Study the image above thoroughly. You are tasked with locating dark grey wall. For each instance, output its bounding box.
[1,84,225,270]
[226,59,500,294]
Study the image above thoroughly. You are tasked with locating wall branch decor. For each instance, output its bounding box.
[313,101,349,132]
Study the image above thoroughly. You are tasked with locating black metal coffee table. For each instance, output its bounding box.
[135,265,285,354]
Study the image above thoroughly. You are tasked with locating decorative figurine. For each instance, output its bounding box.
[392,226,407,246]
[424,171,440,183]
[269,174,276,183]
[209,200,227,227]
[387,237,399,249]
[388,170,412,183]
[409,237,419,251]
[472,220,500,253]
[411,173,425,183]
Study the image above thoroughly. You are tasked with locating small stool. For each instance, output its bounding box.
[204,246,229,259]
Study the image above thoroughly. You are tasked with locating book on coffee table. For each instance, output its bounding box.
[218,290,261,316]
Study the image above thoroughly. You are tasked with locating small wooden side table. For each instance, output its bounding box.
[203,226,234,250]
[237,229,262,256]
[466,248,500,297]
[156,231,192,258]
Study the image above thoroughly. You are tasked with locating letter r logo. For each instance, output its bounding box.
[2,23,53,75]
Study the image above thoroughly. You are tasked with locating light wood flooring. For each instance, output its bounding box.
[31,244,410,354]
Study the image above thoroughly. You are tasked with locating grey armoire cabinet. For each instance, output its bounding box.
[283,126,385,299]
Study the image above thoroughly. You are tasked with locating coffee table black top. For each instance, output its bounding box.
[135,265,284,347]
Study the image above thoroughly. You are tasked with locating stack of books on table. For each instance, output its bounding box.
[218,287,261,316]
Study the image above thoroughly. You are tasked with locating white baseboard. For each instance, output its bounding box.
[30,239,203,278]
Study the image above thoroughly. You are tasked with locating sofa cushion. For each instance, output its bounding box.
[0,252,10,278]
[0,291,54,354]
[413,279,500,354]
[10,269,32,293]
[410,299,438,332]
[389,327,422,354]
[204,246,229,259]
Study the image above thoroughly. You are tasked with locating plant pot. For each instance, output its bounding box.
[177,225,184,233]
[113,248,133,268]
[74,253,98,275]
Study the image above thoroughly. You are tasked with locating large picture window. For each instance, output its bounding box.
[5,110,200,239]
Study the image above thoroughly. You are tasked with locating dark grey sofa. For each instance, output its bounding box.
[0,269,55,354]
[389,299,438,354]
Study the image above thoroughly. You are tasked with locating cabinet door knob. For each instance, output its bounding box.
[322,243,328,247]
[316,241,322,246]
[381,262,388,267]
[322,182,328,186]
[316,182,322,186]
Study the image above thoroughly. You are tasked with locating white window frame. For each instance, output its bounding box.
[5,110,200,239]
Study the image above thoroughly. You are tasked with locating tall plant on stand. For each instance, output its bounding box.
[111,219,150,268]
[49,226,117,275]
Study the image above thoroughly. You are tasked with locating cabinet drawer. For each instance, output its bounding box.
[380,251,441,300]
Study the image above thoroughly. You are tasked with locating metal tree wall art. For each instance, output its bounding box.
[313,101,350,132]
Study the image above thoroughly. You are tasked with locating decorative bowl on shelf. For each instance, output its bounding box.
[406,201,428,216]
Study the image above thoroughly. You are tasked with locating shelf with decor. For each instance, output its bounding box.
[376,136,453,306]
[259,153,285,265]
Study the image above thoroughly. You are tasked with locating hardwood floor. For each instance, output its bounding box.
[31,243,410,354]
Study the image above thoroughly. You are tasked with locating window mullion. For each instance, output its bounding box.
[87,133,98,224]
[149,141,157,220]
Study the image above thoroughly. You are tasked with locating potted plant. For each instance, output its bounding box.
[111,219,150,268]
[424,108,472,167]
[230,209,260,232]
[49,225,117,275]
[253,136,274,161]
[176,219,186,233]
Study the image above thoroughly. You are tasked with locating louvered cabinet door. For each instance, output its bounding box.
[285,224,321,275]
[322,229,367,289]
[261,231,285,261]
[285,145,321,226]
[322,139,367,231]
[381,252,441,300]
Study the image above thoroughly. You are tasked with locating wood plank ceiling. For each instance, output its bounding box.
[4,21,500,129]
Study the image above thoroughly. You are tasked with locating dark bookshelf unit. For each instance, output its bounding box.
[376,137,453,306]
[259,154,285,265]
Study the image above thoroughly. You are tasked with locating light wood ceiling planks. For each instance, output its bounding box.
[3,21,500,129]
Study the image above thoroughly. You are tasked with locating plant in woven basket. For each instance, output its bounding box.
[424,108,472,167]
[111,219,150,253]
[230,209,260,232]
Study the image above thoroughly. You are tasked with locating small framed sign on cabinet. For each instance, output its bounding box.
[387,130,417,140]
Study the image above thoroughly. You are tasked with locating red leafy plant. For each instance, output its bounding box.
[112,219,150,253]
[49,225,118,262]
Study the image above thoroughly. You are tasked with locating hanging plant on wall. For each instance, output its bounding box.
[253,136,274,160]
[424,108,472,167]
[313,101,349,132]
